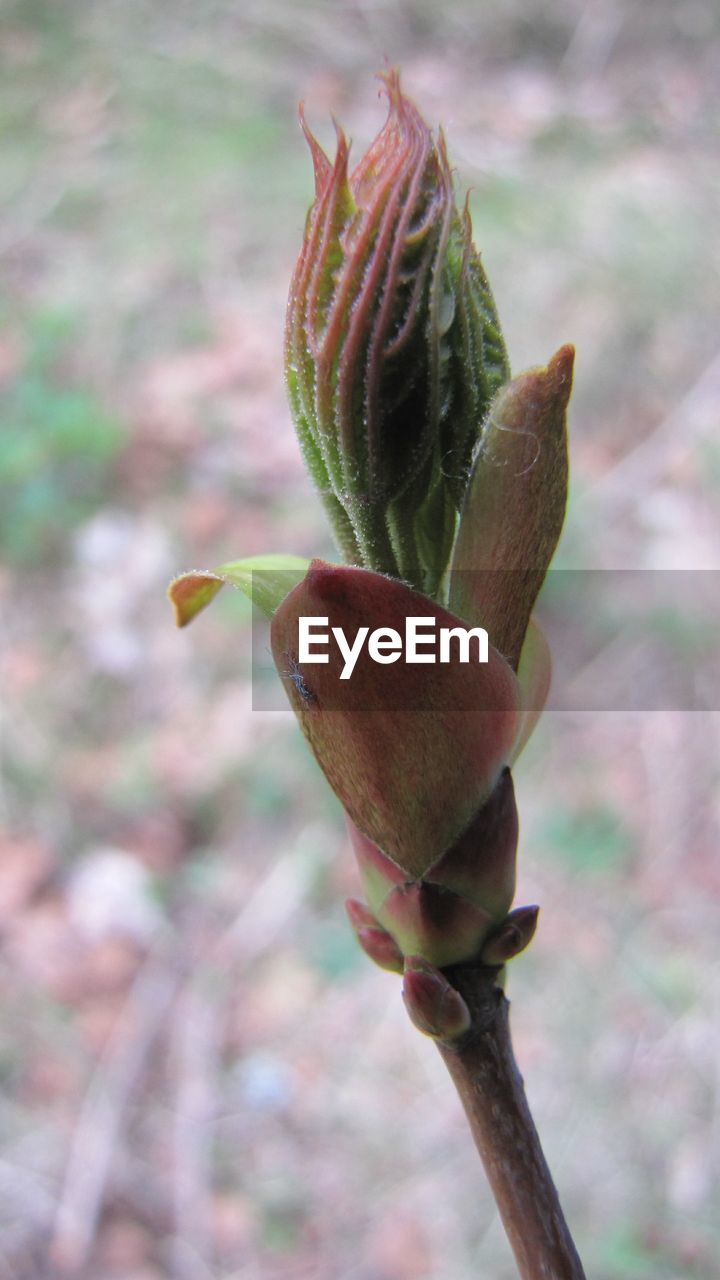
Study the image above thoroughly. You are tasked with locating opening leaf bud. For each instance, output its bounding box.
[286,71,509,595]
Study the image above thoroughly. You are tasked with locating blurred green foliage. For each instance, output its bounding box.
[599,1224,667,1278]
[541,804,633,875]
[0,310,124,564]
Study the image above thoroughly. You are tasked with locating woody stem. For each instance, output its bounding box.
[436,965,586,1280]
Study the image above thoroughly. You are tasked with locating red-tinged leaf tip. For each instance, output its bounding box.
[480,904,540,966]
[168,571,223,628]
[350,70,432,210]
[402,956,471,1041]
[376,65,403,105]
[168,556,308,627]
[299,102,332,197]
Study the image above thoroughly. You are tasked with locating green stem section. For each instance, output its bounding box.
[350,497,401,579]
[385,500,426,592]
[436,967,587,1280]
[320,490,363,565]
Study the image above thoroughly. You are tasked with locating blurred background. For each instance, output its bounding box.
[2,1,720,1277]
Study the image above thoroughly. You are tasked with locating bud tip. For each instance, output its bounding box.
[548,343,575,400]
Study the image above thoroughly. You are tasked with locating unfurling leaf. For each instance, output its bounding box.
[169,554,310,626]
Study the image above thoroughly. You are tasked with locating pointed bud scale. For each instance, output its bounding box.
[402,957,471,1041]
[348,773,517,967]
[347,822,407,918]
[345,898,404,973]
[375,880,495,970]
[349,816,496,966]
[271,561,521,878]
[286,71,509,592]
[425,769,518,918]
[348,776,518,921]
[448,345,574,667]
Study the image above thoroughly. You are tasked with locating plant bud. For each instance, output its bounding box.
[286,71,509,594]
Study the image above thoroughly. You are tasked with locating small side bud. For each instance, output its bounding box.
[480,904,539,965]
[345,899,404,974]
[402,956,471,1041]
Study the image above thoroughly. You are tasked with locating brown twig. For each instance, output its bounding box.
[436,965,586,1280]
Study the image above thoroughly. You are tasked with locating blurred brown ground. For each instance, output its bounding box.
[1,1,720,1277]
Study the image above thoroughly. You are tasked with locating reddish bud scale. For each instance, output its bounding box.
[270,561,522,879]
[348,771,519,968]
